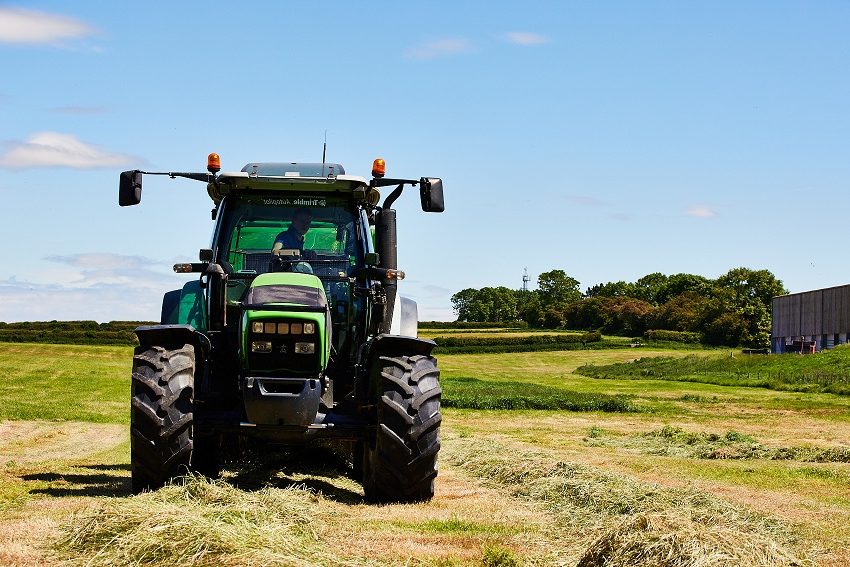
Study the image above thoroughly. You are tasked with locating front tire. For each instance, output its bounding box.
[363,354,442,503]
[130,344,195,493]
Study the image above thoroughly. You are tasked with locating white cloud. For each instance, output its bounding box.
[687,206,718,218]
[0,132,136,169]
[0,253,187,322]
[406,38,472,60]
[0,279,164,322]
[504,32,550,46]
[0,7,95,45]
[46,253,158,270]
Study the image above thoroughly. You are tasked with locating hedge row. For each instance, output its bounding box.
[432,331,605,354]
[442,376,639,411]
[432,331,600,348]
[0,321,155,346]
[0,329,139,346]
[644,329,702,344]
[419,321,529,329]
[0,320,152,331]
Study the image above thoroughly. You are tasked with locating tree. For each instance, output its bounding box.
[564,297,607,330]
[632,272,669,304]
[537,270,582,308]
[706,268,786,348]
[656,273,713,305]
[601,297,655,336]
[585,280,636,298]
[516,290,543,327]
[451,288,480,322]
[451,287,520,322]
[542,307,565,329]
[653,291,710,332]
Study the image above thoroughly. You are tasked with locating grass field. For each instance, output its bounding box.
[1,339,848,565]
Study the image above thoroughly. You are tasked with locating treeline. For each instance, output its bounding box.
[451,268,786,348]
[0,321,153,346]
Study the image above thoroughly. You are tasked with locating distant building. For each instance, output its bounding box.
[772,284,850,353]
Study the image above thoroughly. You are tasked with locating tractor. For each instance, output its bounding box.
[119,153,444,502]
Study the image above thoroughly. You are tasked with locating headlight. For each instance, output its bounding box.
[303,322,315,334]
[252,321,264,333]
[251,341,273,353]
[294,342,315,354]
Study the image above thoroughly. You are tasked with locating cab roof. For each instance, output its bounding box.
[241,162,346,177]
[214,162,371,197]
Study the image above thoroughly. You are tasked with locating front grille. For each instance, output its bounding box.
[248,318,321,373]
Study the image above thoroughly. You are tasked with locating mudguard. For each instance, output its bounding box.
[389,295,419,337]
[160,280,207,331]
[135,324,210,359]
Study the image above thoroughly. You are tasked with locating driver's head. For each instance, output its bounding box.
[291,207,312,235]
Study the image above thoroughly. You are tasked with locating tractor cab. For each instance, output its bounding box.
[207,164,379,374]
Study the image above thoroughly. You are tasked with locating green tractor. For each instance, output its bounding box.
[119,154,445,502]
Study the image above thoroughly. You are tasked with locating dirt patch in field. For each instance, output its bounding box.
[326,467,557,564]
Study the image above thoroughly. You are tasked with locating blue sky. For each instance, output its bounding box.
[0,1,848,322]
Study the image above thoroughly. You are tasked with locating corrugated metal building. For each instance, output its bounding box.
[772,284,850,353]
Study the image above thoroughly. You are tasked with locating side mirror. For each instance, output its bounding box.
[419,177,444,213]
[199,248,213,262]
[119,170,142,206]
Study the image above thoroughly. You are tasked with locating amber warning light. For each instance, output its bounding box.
[372,158,385,178]
[207,152,221,173]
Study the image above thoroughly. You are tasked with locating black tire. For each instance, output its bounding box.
[130,344,195,493]
[363,354,441,503]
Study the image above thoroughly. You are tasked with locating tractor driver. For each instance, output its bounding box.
[272,207,317,260]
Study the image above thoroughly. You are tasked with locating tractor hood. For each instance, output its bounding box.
[244,272,328,310]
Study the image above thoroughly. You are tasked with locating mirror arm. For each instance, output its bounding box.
[137,171,214,183]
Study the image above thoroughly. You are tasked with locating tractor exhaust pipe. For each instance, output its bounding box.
[375,208,397,334]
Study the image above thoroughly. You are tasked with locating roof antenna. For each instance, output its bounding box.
[322,130,327,166]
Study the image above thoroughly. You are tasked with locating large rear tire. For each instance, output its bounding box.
[130,344,195,493]
[363,354,441,503]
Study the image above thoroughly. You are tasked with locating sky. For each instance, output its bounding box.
[0,1,848,323]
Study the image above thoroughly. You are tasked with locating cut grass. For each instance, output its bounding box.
[442,435,805,566]
[442,376,639,412]
[584,424,850,462]
[54,474,340,567]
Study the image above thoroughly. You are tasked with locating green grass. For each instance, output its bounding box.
[0,343,131,424]
[576,345,850,395]
[442,376,639,412]
[391,516,519,535]
[2,338,848,564]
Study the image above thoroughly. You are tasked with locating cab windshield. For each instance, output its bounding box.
[217,196,359,279]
